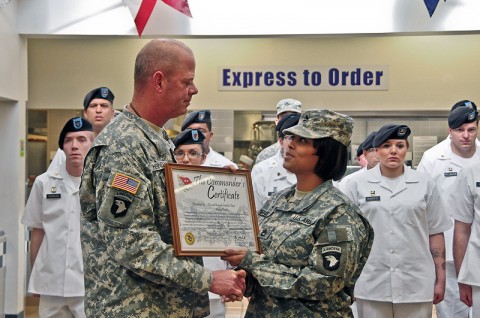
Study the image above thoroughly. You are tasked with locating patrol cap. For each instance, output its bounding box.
[361,131,377,150]
[356,142,364,158]
[83,87,115,109]
[450,100,477,112]
[276,113,301,138]
[448,106,478,129]
[276,98,302,116]
[283,109,354,147]
[239,155,253,166]
[58,117,93,150]
[181,110,211,131]
[372,124,411,148]
[173,128,205,147]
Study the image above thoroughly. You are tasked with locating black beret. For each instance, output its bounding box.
[277,113,301,138]
[83,87,115,109]
[450,100,477,112]
[181,110,211,131]
[173,128,206,147]
[448,107,478,129]
[58,117,93,149]
[356,142,364,158]
[373,124,411,148]
[361,131,377,151]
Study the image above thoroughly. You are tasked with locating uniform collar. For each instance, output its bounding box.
[366,164,419,183]
[274,180,334,214]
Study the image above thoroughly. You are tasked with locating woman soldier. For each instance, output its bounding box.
[223,109,374,317]
[343,124,452,318]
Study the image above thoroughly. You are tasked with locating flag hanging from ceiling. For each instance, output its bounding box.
[124,0,192,37]
[423,0,440,17]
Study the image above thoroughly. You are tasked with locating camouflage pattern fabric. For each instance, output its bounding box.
[80,110,211,317]
[284,109,354,147]
[239,180,374,318]
[254,142,280,165]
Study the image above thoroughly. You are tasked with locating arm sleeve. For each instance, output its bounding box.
[451,169,475,224]
[251,164,266,211]
[90,150,212,294]
[23,178,44,229]
[426,179,452,234]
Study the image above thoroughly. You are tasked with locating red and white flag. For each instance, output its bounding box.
[123,0,192,37]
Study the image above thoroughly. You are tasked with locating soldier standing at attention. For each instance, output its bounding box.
[223,109,374,317]
[80,39,246,317]
[181,109,237,168]
[417,100,479,318]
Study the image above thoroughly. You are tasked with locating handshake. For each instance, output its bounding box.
[210,269,247,302]
[210,248,249,302]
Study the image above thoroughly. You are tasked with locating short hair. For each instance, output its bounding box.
[312,137,348,181]
[134,39,193,89]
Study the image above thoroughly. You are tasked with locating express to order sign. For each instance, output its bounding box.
[219,66,388,91]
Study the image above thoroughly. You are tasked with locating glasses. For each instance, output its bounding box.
[173,150,204,160]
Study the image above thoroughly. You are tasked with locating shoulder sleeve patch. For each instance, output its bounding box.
[111,172,141,195]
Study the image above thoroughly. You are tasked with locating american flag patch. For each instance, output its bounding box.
[112,173,141,195]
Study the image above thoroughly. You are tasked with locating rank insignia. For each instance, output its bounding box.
[321,246,341,271]
[51,187,57,193]
[111,195,132,218]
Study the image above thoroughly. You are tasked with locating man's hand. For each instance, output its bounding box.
[432,278,445,304]
[222,248,247,267]
[210,269,246,301]
[459,283,473,307]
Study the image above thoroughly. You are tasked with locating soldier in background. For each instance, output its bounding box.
[417,100,479,318]
[251,113,300,210]
[23,117,94,317]
[254,98,302,165]
[181,109,238,168]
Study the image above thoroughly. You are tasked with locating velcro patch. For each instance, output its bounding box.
[111,194,132,218]
[111,173,141,195]
[322,246,342,271]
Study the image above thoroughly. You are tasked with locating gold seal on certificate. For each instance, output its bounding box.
[165,163,262,256]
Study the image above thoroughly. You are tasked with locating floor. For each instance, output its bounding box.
[24,296,249,318]
[25,297,437,318]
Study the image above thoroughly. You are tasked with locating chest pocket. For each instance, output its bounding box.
[314,225,352,277]
[260,217,317,267]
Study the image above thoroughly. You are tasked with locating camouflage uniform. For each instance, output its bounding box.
[239,109,373,317]
[80,110,211,317]
[255,99,302,165]
[239,181,373,317]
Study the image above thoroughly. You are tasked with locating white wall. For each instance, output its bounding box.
[28,35,480,112]
[0,0,28,316]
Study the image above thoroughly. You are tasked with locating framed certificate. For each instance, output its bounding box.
[165,163,262,256]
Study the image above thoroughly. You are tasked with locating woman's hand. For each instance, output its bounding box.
[222,248,247,267]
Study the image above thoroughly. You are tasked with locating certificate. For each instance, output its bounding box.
[164,163,262,256]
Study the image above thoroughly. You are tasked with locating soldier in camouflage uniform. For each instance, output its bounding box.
[80,39,246,317]
[224,109,374,317]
